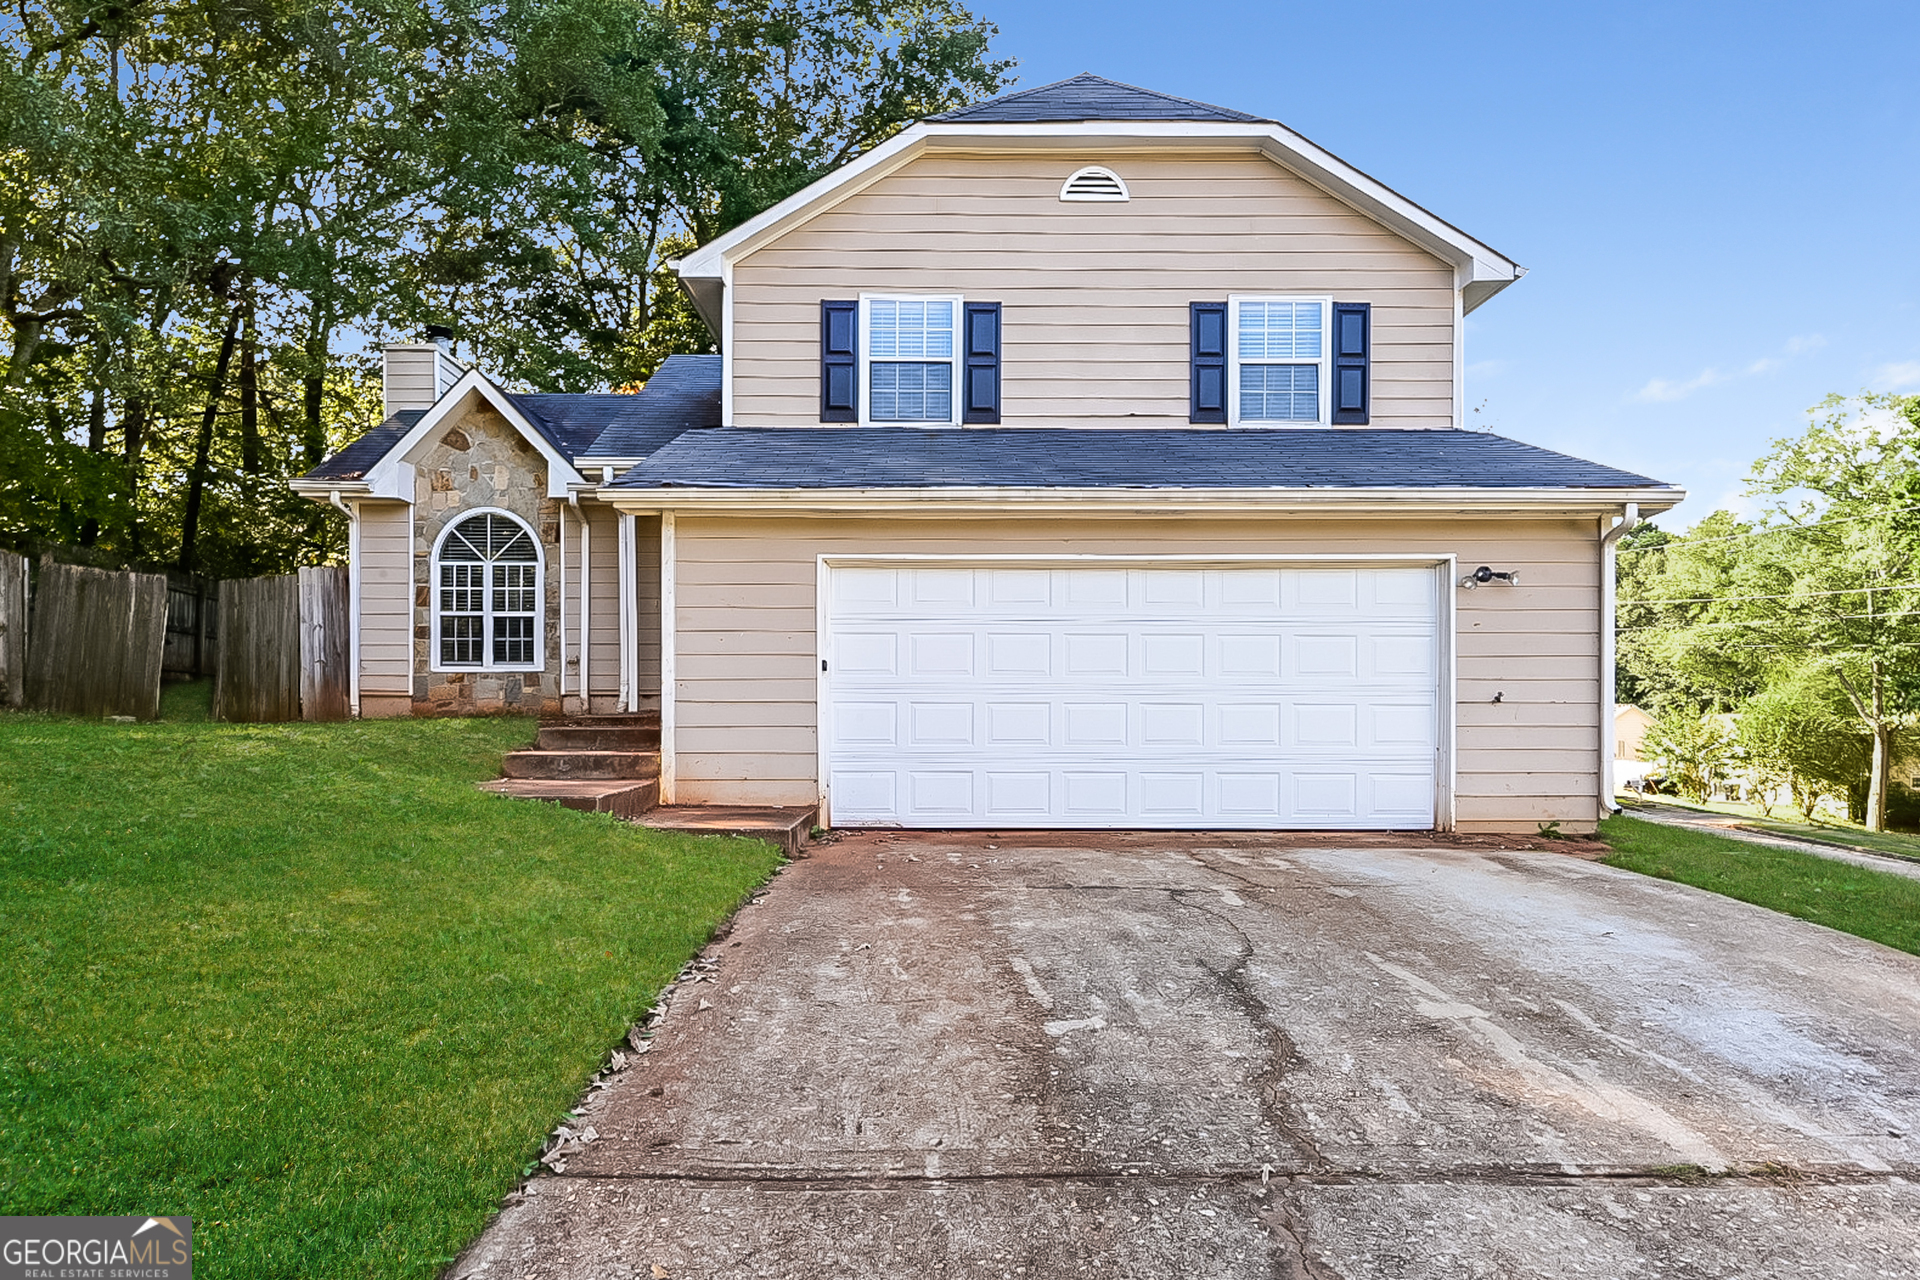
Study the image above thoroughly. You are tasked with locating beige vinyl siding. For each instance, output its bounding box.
[585,503,623,700]
[669,514,1604,830]
[729,152,1457,429]
[356,499,413,696]
[635,513,661,700]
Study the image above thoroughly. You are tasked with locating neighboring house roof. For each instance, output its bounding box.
[611,427,1672,492]
[926,73,1271,125]
[304,410,425,481]
[578,355,723,460]
[299,355,720,486]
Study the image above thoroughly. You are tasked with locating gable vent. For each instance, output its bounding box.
[1060,166,1129,202]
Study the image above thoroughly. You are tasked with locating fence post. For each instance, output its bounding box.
[0,550,26,709]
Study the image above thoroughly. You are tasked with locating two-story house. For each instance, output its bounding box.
[293,74,1680,834]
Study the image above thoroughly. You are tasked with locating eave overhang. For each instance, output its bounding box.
[675,121,1524,315]
[598,485,1680,518]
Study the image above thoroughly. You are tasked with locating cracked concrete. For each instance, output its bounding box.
[451,832,1920,1278]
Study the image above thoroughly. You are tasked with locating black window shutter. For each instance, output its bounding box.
[1190,302,1227,423]
[962,302,1001,424]
[820,300,858,422]
[1331,302,1370,424]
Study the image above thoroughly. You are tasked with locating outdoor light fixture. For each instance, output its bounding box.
[1459,565,1519,589]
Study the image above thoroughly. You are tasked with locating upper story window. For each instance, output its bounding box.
[865,295,960,423]
[1231,296,1330,424]
[432,509,542,671]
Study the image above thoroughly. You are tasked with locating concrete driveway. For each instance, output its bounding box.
[453,832,1920,1278]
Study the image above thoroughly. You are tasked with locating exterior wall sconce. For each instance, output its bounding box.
[1459,565,1519,589]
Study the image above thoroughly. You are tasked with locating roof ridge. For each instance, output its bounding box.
[926,72,1269,124]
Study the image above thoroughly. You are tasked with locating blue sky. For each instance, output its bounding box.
[986,0,1920,529]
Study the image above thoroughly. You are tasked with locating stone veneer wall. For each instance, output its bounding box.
[409,407,563,715]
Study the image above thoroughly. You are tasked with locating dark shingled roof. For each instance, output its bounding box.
[304,410,424,481]
[579,355,722,458]
[299,354,721,482]
[927,73,1271,125]
[611,427,1669,492]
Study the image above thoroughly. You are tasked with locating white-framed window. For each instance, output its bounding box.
[861,294,961,424]
[430,508,543,672]
[1229,295,1332,425]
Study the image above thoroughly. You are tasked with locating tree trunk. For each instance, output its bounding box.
[239,306,261,474]
[1865,661,1890,832]
[178,306,244,572]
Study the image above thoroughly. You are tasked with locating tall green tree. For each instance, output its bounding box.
[2,0,1012,571]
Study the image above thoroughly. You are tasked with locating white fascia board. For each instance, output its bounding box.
[598,485,1682,518]
[674,121,1523,311]
[289,478,373,504]
[362,369,586,500]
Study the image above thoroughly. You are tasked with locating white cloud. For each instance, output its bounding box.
[1632,334,1825,403]
[1870,360,1920,391]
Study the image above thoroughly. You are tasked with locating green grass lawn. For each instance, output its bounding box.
[1600,813,1920,955]
[1616,793,1920,862]
[0,702,782,1277]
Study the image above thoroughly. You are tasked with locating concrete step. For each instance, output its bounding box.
[542,712,659,729]
[501,749,659,781]
[480,777,659,818]
[536,724,660,751]
[635,806,818,859]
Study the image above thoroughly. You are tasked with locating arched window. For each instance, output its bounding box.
[432,510,543,670]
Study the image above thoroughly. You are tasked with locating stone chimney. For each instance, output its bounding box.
[382,326,465,419]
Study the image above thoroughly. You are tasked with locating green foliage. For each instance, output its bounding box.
[1736,663,1871,820]
[0,711,782,1277]
[1618,393,1920,830]
[2,0,1013,571]
[1600,814,1920,957]
[1641,706,1735,802]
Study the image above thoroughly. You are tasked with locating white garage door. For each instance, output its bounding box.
[823,562,1443,829]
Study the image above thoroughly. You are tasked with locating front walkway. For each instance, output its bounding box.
[453,832,1920,1278]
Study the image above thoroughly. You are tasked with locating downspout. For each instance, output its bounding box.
[617,511,635,713]
[1599,502,1641,816]
[568,493,588,711]
[329,490,360,718]
[557,496,568,697]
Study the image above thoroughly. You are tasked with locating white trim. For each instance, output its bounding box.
[362,368,585,500]
[330,491,362,717]
[814,551,1457,830]
[557,499,568,696]
[427,506,545,674]
[858,293,964,427]
[720,258,735,426]
[659,512,677,804]
[601,484,1685,518]
[1060,165,1129,202]
[675,122,1523,312]
[1438,555,1458,831]
[1598,503,1641,816]
[1228,295,1333,426]
[577,501,591,701]
[1453,287,1466,430]
[617,511,635,712]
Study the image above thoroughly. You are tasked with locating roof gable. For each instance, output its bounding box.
[927,73,1270,124]
[362,370,585,499]
[674,81,1521,315]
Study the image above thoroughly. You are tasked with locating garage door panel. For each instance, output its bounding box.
[826,564,1441,829]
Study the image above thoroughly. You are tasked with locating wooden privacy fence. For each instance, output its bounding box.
[23,558,167,720]
[213,567,348,722]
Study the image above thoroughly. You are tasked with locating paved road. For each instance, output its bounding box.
[1625,800,1920,883]
[454,832,1920,1278]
